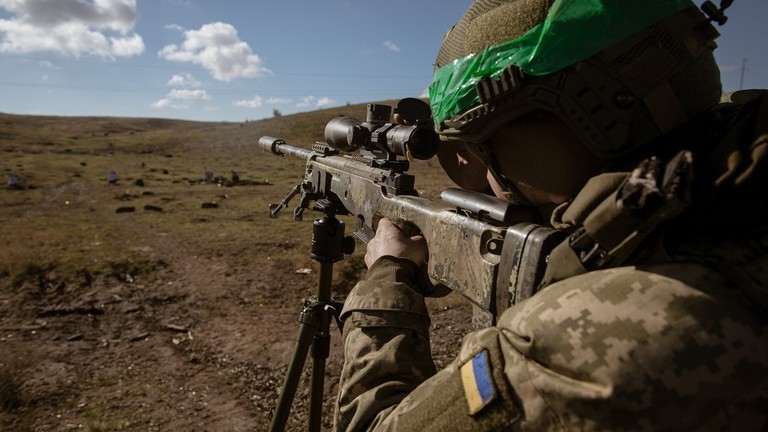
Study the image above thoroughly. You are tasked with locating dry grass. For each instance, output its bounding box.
[0,100,451,292]
[0,101,465,431]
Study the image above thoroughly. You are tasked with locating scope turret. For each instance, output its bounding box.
[323,99,438,160]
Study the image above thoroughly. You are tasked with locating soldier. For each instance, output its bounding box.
[335,0,767,431]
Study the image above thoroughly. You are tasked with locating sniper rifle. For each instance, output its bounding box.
[259,98,565,326]
[260,98,564,432]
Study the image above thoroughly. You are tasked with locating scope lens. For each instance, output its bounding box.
[385,125,437,160]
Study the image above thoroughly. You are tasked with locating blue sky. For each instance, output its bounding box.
[0,0,765,122]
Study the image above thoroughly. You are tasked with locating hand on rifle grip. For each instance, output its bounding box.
[365,218,428,269]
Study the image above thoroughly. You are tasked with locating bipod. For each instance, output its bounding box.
[269,210,354,432]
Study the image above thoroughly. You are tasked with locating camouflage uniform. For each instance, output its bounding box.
[334,93,768,431]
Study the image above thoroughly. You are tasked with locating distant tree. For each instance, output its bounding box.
[273,109,282,118]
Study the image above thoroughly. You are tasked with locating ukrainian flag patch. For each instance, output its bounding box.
[460,349,497,415]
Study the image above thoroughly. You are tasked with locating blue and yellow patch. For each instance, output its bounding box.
[460,349,497,415]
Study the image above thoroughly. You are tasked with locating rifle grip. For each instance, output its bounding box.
[371,216,420,239]
[417,266,451,298]
[394,220,420,238]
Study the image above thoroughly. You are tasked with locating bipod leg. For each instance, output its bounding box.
[268,298,324,432]
[307,260,340,431]
[269,213,353,432]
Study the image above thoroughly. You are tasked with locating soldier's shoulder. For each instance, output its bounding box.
[503,264,764,338]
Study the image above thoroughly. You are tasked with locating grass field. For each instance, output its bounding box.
[0,102,470,431]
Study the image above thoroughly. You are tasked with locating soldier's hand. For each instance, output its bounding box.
[393,113,411,125]
[365,218,427,268]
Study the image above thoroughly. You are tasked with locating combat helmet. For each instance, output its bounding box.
[429,0,727,159]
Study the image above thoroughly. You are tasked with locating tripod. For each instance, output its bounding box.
[269,210,354,432]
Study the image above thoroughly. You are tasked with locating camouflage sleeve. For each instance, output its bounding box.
[334,256,436,432]
[488,264,768,430]
[336,262,768,431]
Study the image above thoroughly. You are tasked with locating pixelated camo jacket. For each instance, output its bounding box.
[334,92,768,431]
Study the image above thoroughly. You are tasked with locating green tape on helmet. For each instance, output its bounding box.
[429,0,693,128]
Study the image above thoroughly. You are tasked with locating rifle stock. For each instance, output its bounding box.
[259,135,566,326]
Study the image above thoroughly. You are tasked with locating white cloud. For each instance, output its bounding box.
[167,89,210,101]
[165,23,185,32]
[315,97,336,108]
[158,21,270,81]
[151,87,210,110]
[266,97,291,104]
[296,96,337,109]
[151,99,188,110]
[233,96,262,108]
[0,0,145,58]
[383,40,400,52]
[110,32,143,56]
[296,96,315,108]
[167,72,201,88]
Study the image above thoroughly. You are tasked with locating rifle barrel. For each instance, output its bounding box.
[258,136,315,159]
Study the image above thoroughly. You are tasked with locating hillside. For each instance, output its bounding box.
[0,103,470,431]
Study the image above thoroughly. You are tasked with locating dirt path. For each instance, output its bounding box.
[1,192,472,431]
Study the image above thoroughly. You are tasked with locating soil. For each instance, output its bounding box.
[0,111,475,431]
[0,226,472,431]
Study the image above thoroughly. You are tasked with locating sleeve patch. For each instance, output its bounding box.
[460,349,497,415]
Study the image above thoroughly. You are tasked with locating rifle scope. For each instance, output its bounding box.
[324,99,438,160]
